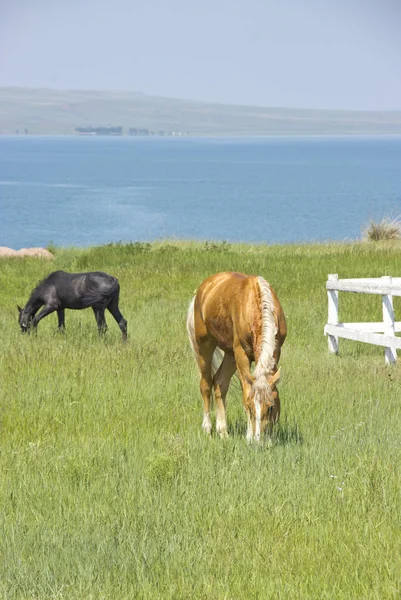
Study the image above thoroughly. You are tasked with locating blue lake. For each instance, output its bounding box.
[0,135,400,247]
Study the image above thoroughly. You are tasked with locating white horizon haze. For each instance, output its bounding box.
[1,0,400,111]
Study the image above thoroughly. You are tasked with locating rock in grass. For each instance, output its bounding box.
[0,247,54,259]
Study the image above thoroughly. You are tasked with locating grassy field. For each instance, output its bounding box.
[1,241,401,599]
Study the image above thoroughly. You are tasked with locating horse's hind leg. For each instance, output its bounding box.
[92,306,107,335]
[57,309,65,332]
[213,353,237,438]
[107,295,127,341]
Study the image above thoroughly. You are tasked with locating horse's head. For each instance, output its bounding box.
[249,368,281,442]
[17,305,32,333]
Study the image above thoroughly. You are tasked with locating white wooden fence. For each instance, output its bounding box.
[324,274,401,364]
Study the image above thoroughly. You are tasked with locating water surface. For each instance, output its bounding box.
[0,135,400,247]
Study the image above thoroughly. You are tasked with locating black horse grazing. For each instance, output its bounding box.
[18,270,127,340]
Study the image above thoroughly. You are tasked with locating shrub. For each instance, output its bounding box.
[363,218,401,242]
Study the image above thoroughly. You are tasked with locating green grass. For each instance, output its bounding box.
[1,241,401,599]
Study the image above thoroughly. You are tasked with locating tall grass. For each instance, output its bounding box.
[363,217,401,242]
[1,241,401,599]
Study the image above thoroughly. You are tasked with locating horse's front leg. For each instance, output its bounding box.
[28,306,40,333]
[57,309,65,332]
[213,353,237,438]
[32,304,57,331]
[233,343,254,442]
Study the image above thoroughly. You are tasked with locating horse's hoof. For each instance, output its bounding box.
[202,413,212,435]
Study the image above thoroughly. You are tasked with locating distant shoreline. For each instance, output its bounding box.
[2,86,401,136]
[2,132,401,139]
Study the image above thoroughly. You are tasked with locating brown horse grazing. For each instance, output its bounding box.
[187,272,286,443]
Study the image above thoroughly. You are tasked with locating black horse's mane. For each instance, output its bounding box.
[30,272,58,298]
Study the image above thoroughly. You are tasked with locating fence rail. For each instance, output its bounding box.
[324,274,401,364]
[326,277,401,297]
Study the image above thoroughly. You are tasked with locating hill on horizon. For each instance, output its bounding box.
[1,87,401,136]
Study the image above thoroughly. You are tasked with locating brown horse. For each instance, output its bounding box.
[187,272,286,442]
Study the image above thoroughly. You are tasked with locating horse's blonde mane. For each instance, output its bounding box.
[254,276,277,381]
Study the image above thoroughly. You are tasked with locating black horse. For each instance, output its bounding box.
[18,270,127,340]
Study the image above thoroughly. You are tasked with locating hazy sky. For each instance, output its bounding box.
[1,0,400,110]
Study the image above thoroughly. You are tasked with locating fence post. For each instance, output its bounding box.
[382,275,397,364]
[327,274,339,354]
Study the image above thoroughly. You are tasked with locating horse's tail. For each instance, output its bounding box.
[252,276,277,406]
[186,295,223,376]
[186,296,198,363]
